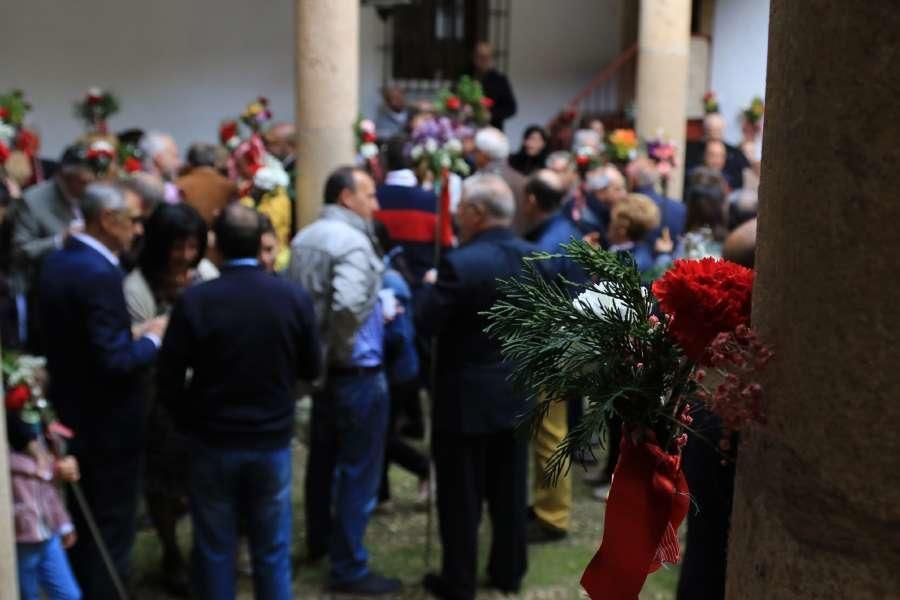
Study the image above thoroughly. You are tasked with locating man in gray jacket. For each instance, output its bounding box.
[287,166,400,595]
[11,144,100,348]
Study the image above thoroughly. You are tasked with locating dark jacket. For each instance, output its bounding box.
[416,227,540,434]
[157,264,321,451]
[524,211,587,289]
[475,69,517,130]
[38,237,158,453]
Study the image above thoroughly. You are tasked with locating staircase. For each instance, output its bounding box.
[565,43,638,125]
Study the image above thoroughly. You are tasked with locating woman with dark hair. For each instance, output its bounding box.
[676,168,729,260]
[508,125,549,176]
[123,202,207,596]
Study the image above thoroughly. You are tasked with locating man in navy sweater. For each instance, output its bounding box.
[157,204,321,599]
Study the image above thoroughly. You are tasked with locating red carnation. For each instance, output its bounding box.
[446,96,461,111]
[0,141,10,164]
[575,154,591,167]
[362,131,377,143]
[0,107,8,121]
[219,121,238,146]
[5,384,31,411]
[123,157,143,173]
[652,258,754,363]
[86,92,103,105]
[86,148,114,160]
[480,96,495,109]
[16,129,40,156]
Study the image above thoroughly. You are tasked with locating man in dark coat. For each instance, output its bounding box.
[38,182,167,598]
[470,42,517,131]
[417,173,539,600]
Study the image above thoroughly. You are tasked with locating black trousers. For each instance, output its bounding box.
[431,427,528,600]
[67,450,142,600]
[379,381,430,502]
[676,407,736,600]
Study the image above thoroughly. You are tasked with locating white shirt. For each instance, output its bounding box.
[384,169,418,188]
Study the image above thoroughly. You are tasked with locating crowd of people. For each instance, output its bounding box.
[1,41,762,600]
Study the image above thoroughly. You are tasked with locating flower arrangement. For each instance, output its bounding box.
[743,96,765,125]
[0,89,31,129]
[240,96,273,132]
[354,117,379,160]
[573,144,601,173]
[485,245,770,598]
[409,116,472,179]
[435,75,492,126]
[606,128,638,162]
[3,353,48,424]
[84,140,117,176]
[219,119,241,152]
[74,87,119,134]
[645,134,677,178]
[703,90,720,114]
[0,90,35,160]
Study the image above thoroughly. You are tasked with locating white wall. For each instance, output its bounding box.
[709,0,770,143]
[2,0,623,157]
[0,0,296,156]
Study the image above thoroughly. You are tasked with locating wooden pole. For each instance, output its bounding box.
[0,337,20,598]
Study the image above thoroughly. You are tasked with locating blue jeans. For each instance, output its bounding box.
[188,443,293,600]
[17,535,81,600]
[306,371,389,584]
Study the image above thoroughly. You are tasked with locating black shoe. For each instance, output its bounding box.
[328,573,402,596]
[422,573,456,599]
[527,519,568,544]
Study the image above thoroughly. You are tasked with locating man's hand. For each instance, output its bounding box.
[25,440,53,478]
[583,232,602,249]
[62,531,78,549]
[55,456,80,483]
[423,268,438,285]
[655,227,674,255]
[143,316,169,339]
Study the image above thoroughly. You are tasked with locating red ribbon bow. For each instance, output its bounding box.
[581,434,690,599]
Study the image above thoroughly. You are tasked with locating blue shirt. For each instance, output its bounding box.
[349,299,385,367]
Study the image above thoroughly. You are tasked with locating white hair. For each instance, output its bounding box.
[474,127,510,161]
[82,183,127,224]
[462,173,515,221]
[139,131,174,166]
[572,129,602,151]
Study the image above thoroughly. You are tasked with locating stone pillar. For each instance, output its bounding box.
[634,0,691,199]
[295,0,359,228]
[726,3,900,599]
[0,340,19,598]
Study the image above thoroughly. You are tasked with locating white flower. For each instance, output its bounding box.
[572,282,645,322]
[440,153,452,168]
[425,138,438,154]
[90,140,115,153]
[453,158,470,176]
[360,142,379,159]
[443,138,463,154]
[253,165,290,191]
[410,145,423,160]
[360,119,376,133]
[86,86,103,98]
[0,123,15,144]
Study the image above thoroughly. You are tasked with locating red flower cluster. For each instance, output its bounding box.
[446,96,461,111]
[652,258,754,363]
[362,131,376,143]
[16,129,40,156]
[86,147,114,161]
[5,384,30,411]
[575,153,591,167]
[123,157,143,173]
[0,107,8,121]
[219,120,239,147]
[0,141,10,164]
[480,96,494,109]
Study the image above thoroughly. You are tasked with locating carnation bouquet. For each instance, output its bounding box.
[435,75,492,126]
[3,353,49,425]
[409,116,472,179]
[485,242,770,599]
[74,87,119,134]
[606,128,638,163]
[240,96,273,133]
[354,117,382,182]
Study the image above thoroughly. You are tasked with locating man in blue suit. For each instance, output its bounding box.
[158,204,321,599]
[39,182,167,599]
[417,173,538,600]
[630,157,686,257]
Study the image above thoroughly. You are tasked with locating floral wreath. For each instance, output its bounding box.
[702,90,720,115]
[74,87,119,134]
[436,75,493,127]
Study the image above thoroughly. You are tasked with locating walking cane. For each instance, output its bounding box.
[48,429,130,600]
[423,167,452,570]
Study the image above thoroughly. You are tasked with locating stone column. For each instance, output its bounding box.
[634,0,691,199]
[0,340,19,598]
[726,3,900,599]
[295,0,359,228]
